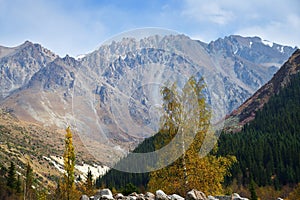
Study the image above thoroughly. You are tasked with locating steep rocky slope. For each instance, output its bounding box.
[226,49,300,132]
[0,41,57,100]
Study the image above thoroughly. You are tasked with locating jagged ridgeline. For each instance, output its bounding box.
[218,71,300,188]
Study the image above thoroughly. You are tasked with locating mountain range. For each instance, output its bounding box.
[98,49,300,200]
[0,34,297,167]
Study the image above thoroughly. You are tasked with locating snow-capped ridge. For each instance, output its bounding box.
[261,39,274,47]
[76,54,87,60]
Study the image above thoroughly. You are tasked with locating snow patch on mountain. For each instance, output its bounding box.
[75,164,110,180]
[43,156,65,173]
[43,156,109,180]
[76,54,87,60]
[280,46,284,53]
[262,39,274,47]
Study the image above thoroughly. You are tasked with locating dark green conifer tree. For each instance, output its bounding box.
[7,162,16,190]
[249,179,258,200]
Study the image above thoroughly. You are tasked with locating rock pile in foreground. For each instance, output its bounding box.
[80,188,249,200]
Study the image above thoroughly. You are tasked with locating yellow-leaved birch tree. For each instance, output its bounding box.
[148,77,236,196]
[62,126,76,200]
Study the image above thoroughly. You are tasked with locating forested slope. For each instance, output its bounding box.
[218,72,300,188]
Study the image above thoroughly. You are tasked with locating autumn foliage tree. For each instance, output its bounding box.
[147,77,236,196]
[61,126,77,200]
[287,183,300,200]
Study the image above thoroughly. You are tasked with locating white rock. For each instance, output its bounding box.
[130,196,137,200]
[170,194,184,200]
[232,193,248,200]
[137,193,145,200]
[145,192,155,200]
[207,196,219,200]
[102,194,114,200]
[130,192,139,197]
[94,189,114,200]
[80,195,90,200]
[115,193,124,199]
[185,189,207,200]
[156,190,169,200]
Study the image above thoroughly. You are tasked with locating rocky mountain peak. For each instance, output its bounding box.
[0,41,57,99]
[21,40,33,46]
[208,35,296,64]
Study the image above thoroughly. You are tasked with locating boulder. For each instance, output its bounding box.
[185,189,207,200]
[137,194,145,200]
[232,193,248,200]
[170,194,184,200]
[207,196,219,200]
[102,195,114,200]
[130,192,139,197]
[145,192,155,200]
[130,196,137,200]
[80,195,90,200]
[94,189,114,200]
[214,196,230,200]
[115,193,125,200]
[156,190,169,200]
[128,192,145,200]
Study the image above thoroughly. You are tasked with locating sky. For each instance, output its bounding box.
[0,0,299,57]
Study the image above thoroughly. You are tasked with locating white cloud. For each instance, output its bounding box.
[182,0,234,25]
[0,0,299,56]
[181,0,300,47]
[0,0,107,56]
[235,14,300,47]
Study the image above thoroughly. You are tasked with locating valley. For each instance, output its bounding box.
[0,34,299,199]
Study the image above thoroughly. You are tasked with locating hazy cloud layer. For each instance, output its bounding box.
[0,0,299,56]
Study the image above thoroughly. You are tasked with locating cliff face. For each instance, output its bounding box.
[0,41,57,100]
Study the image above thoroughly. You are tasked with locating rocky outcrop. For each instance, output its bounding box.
[0,41,57,100]
[82,189,249,200]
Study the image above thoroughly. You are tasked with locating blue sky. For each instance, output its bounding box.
[0,0,299,57]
